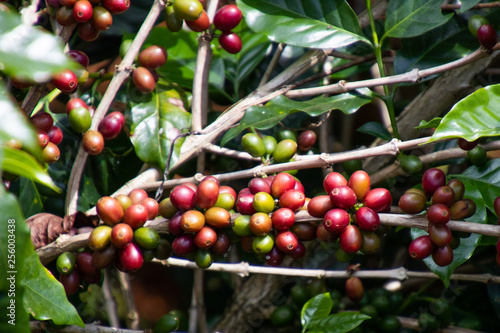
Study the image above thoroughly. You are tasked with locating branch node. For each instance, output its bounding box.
[338,80,348,92]
[194,173,205,183]
[409,68,421,83]
[319,153,331,167]
[389,138,401,155]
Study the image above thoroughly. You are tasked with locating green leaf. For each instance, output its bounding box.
[383,0,453,39]
[428,84,500,143]
[18,178,44,218]
[0,11,77,82]
[457,0,480,13]
[357,122,392,141]
[410,160,500,286]
[394,18,476,74]
[22,252,84,327]
[307,312,370,333]
[0,83,40,156]
[237,0,370,49]
[301,293,333,330]
[0,185,31,333]
[2,147,59,192]
[221,89,373,146]
[128,79,191,170]
[415,117,442,130]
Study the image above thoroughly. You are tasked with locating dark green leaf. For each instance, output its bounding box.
[22,252,84,327]
[357,122,392,141]
[0,185,31,333]
[301,293,333,329]
[415,117,442,130]
[0,83,40,156]
[18,178,44,218]
[409,160,500,286]
[2,147,59,192]
[428,84,500,143]
[0,11,77,82]
[383,0,453,39]
[457,0,480,13]
[221,89,373,146]
[237,0,369,49]
[307,312,370,333]
[128,79,191,170]
[394,18,476,74]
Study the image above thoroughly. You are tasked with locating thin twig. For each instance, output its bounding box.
[441,1,500,10]
[118,271,139,329]
[204,144,261,162]
[102,268,120,328]
[155,258,500,284]
[258,43,285,87]
[64,0,166,216]
[30,321,145,333]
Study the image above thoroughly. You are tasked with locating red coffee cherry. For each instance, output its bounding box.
[211,230,231,255]
[339,225,362,254]
[111,223,134,248]
[432,245,454,267]
[477,24,498,49]
[73,0,93,23]
[248,177,271,195]
[307,195,334,218]
[170,185,196,211]
[279,189,306,212]
[427,204,451,225]
[47,126,63,145]
[66,98,88,115]
[236,192,256,215]
[290,222,317,241]
[408,235,434,260]
[275,231,299,253]
[348,170,371,200]
[52,69,78,93]
[204,206,231,229]
[271,207,295,231]
[297,130,317,151]
[271,172,296,198]
[59,270,80,295]
[37,130,49,149]
[345,277,364,302]
[82,130,105,156]
[288,241,306,259]
[98,114,123,140]
[91,6,113,30]
[102,0,130,14]
[194,226,217,249]
[186,10,210,32]
[428,224,452,247]
[133,67,156,94]
[422,168,446,198]
[42,142,61,163]
[265,246,285,267]
[457,138,479,151]
[355,206,380,231]
[195,178,220,209]
[123,204,148,229]
[213,4,242,32]
[431,186,455,207]
[316,222,338,242]
[139,197,159,220]
[128,189,148,204]
[78,22,100,42]
[329,186,357,210]
[118,242,144,272]
[67,50,90,67]
[218,32,242,54]
[172,234,196,256]
[180,210,205,233]
[363,188,392,213]
[494,196,500,217]
[96,196,124,225]
[168,211,184,236]
[138,45,168,70]
[31,111,54,132]
[76,252,99,275]
[323,172,347,193]
[323,208,350,234]
[249,212,272,236]
[447,179,465,202]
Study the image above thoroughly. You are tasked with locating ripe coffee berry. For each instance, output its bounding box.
[42,142,60,163]
[428,224,452,247]
[427,204,450,225]
[194,226,217,249]
[272,207,295,231]
[339,225,362,254]
[329,186,357,210]
[349,170,371,200]
[422,168,446,198]
[249,212,272,236]
[82,130,104,155]
[477,24,498,49]
[102,0,130,14]
[218,32,242,54]
[180,210,205,233]
[111,223,134,248]
[275,231,299,253]
[323,172,348,193]
[204,206,231,229]
[457,138,479,151]
[408,235,434,260]
[265,246,285,267]
[447,179,465,202]
[355,206,380,231]
[37,130,49,149]
[279,189,305,212]
[98,114,123,140]
[271,172,296,198]
[47,126,63,145]
[432,245,454,267]
[170,185,196,211]
[213,4,242,32]
[431,185,455,207]
[345,277,364,302]
[52,69,78,93]
[123,204,148,229]
[307,195,334,218]
[323,208,350,234]
[97,196,124,225]
[73,0,93,23]
[398,191,426,214]
[172,234,196,256]
[211,230,231,255]
[138,45,168,70]
[363,188,392,213]
[91,6,113,30]
[186,10,210,32]
[297,130,317,151]
[133,67,156,94]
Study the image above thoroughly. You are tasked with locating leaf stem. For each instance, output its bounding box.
[367,0,400,139]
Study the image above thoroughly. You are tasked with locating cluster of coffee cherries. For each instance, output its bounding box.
[165,1,243,54]
[89,189,171,275]
[51,0,128,41]
[242,129,317,166]
[130,45,168,94]
[400,168,476,266]
[468,14,498,50]
[56,251,104,295]
[310,171,392,256]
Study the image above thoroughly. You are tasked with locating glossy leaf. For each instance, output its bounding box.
[457,0,480,13]
[0,11,77,82]
[237,0,370,49]
[0,185,31,333]
[147,28,229,99]
[301,293,332,329]
[394,18,476,74]
[383,0,453,39]
[2,147,59,192]
[428,84,500,143]
[415,117,442,130]
[0,83,40,156]
[357,121,392,141]
[22,252,84,327]
[221,88,373,146]
[307,312,370,333]
[18,178,44,218]
[410,160,500,287]
[128,79,191,170]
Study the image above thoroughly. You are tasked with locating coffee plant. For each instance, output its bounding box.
[2,0,500,332]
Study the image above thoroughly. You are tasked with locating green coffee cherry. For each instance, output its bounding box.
[56,252,76,275]
[272,139,297,163]
[133,227,160,250]
[262,135,277,155]
[241,133,266,157]
[172,0,203,21]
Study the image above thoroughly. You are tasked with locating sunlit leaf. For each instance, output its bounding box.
[301,293,332,329]
[308,312,370,333]
[415,117,442,130]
